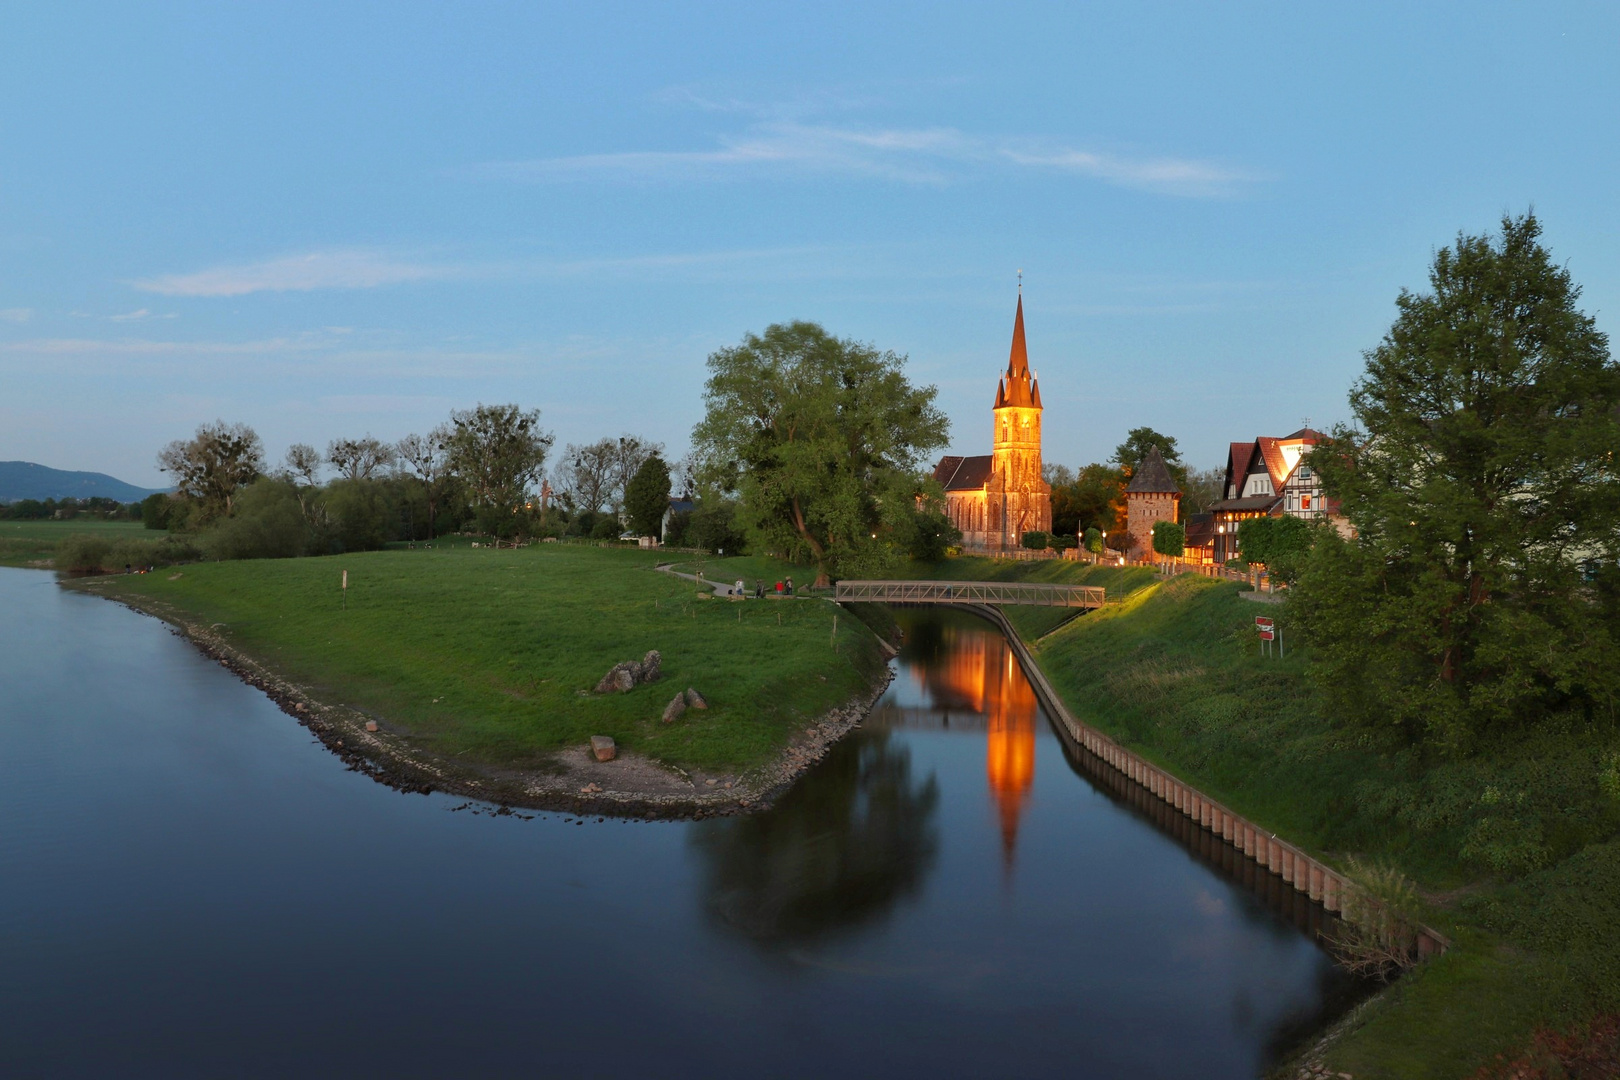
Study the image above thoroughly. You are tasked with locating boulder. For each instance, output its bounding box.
[684,688,708,709]
[594,650,663,693]
[590,735,616,762]
[364,720,379,733]
[661,693,687,724]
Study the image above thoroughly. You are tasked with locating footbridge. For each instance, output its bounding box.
[833,580,1106,609]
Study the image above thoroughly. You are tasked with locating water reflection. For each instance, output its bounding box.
[691,733,940,943]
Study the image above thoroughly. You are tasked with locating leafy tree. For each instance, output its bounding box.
[624,454,672,537]
[903,507,961,561]
[1021,531,1050,550]
[203,479,309,560]
[1053,463,1126,537]
[1151,520,1185,560]
[1112,426,1188,487]
[1180,466,1225,516]
[156,420,265,523]
[607,435,663,515]
[1237,515,1313,582]
[1297,213,1620,745]
[444,403,554,539]
[692,322,949,586]
[687,498,749,555]
[1083,527,1104,555]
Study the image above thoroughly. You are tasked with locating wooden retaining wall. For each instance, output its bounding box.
[961,603,1448,958]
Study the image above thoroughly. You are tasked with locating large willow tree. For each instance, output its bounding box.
[692,322,949,587]
[1298,214,1620,746]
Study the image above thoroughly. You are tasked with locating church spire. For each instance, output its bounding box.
[1008,293,1029,378]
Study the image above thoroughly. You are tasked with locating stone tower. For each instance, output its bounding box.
[1124,445,1181,557]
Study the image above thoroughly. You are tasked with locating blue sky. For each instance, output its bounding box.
[2,2,1616,487]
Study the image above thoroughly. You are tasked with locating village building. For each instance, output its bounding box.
[1207,428,1341,564]
[1122,445,1181,557]
[931,294,1053,551]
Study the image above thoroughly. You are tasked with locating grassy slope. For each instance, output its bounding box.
[1031,572,1620,1078]
[79,545,885,774]
[0,519,152,566]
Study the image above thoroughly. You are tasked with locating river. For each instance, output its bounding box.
[0,566,1355,1077]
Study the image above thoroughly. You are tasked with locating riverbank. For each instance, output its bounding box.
[67,545,891,816]
[1023,572,1620,1079]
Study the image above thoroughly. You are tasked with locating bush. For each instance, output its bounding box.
[904,508,961,561]
[1084,527,1104,554]
[689,499,748,555]
[203,479,309,560]
[56,533,201,572]
[590,516,621,541]
[1021,531,1050,550]
[140,493,173,530]
[320,478,394,553]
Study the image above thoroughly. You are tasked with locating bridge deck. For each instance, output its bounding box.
[833,580,1106,609]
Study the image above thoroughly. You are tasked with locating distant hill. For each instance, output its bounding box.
[0,461,169,504]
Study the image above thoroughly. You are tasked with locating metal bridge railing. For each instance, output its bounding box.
[833,580,1106,609]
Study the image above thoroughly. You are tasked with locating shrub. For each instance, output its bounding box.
[1021,531,1050,550]
[203,479,309,560]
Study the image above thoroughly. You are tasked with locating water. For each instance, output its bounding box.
[0,567,1352,1077]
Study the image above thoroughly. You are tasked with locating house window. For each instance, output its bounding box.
[1302,494,1311,511]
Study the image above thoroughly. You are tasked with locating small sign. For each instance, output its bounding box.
[1254,616,1273,630]
[1258,629,1275,641]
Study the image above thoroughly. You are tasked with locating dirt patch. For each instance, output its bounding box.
[82,581,893,820]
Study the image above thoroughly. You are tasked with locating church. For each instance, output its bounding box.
[930,293,1053,551]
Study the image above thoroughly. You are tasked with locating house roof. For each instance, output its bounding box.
[1225,441,1255,495]
[1184,512,1215,546]
[1210,494,1282,514]
[1124,445,1181,494]
[934,454,994,491]
[1254,437,1293,493]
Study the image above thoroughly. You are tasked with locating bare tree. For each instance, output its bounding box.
[396,426,451,538]
[326,436,396,482]
[607,435,663,515]
[157,420,265,521]
[553,439,618,514]
[283,443,323,487]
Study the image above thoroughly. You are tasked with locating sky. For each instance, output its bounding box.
[2,2,1617,488]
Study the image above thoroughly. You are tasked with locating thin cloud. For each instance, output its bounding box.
[134,250,447,297]
[0,307,31,323]
[473,122,1254,197]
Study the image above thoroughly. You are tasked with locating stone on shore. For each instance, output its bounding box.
[661,693,687,723]
[590,735,616,762]
[364,720,379,732]
[684,687,708,709]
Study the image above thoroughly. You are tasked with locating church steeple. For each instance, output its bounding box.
[994,292,1041,411]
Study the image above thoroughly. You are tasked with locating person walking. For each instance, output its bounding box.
[785,576,794,596]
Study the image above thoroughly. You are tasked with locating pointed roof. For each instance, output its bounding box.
[1125,445,1181,494]
[1008,294,1029,377]
[993,293,1041,410]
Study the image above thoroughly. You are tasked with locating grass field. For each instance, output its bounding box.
[77,544,886,774]
[1032,572,1620,1078]
[0,519,154,567]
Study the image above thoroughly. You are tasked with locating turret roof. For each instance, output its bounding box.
[1124,445,1181,494]
[993,294,1041,410]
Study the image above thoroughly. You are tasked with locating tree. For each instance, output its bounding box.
[1054,463,1126,538]
[692,322,949,587]
[396,427,451,539]
[1113,427,1189,488]
[282,443,323,487]
[553,439,618,515]
[607,435,663,515]
[1237,515,1313,582]
[140,492,172,530]
[1083,527,1104,555]
[156,420,264,523]
[1151,520,1185,567]
[443,404,555,539]
[326,436,395,482]
[1297,213,1620,745]
[1181,466,1225,516]
[624,454,672,537]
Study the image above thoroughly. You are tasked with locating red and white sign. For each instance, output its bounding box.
[1254,616,1273,630]
[1258,629,1275,641]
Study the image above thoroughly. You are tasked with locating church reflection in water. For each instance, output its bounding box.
[905,621,1040,869]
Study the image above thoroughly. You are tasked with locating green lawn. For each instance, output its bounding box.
[77,544,886,773]
[1031,572,1620,1077]
[0,519,154,567]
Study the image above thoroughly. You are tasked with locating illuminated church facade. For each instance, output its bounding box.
[931,294,1053,551]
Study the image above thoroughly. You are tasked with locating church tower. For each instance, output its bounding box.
[992,293,1044,500]
[930,287,1054,551]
